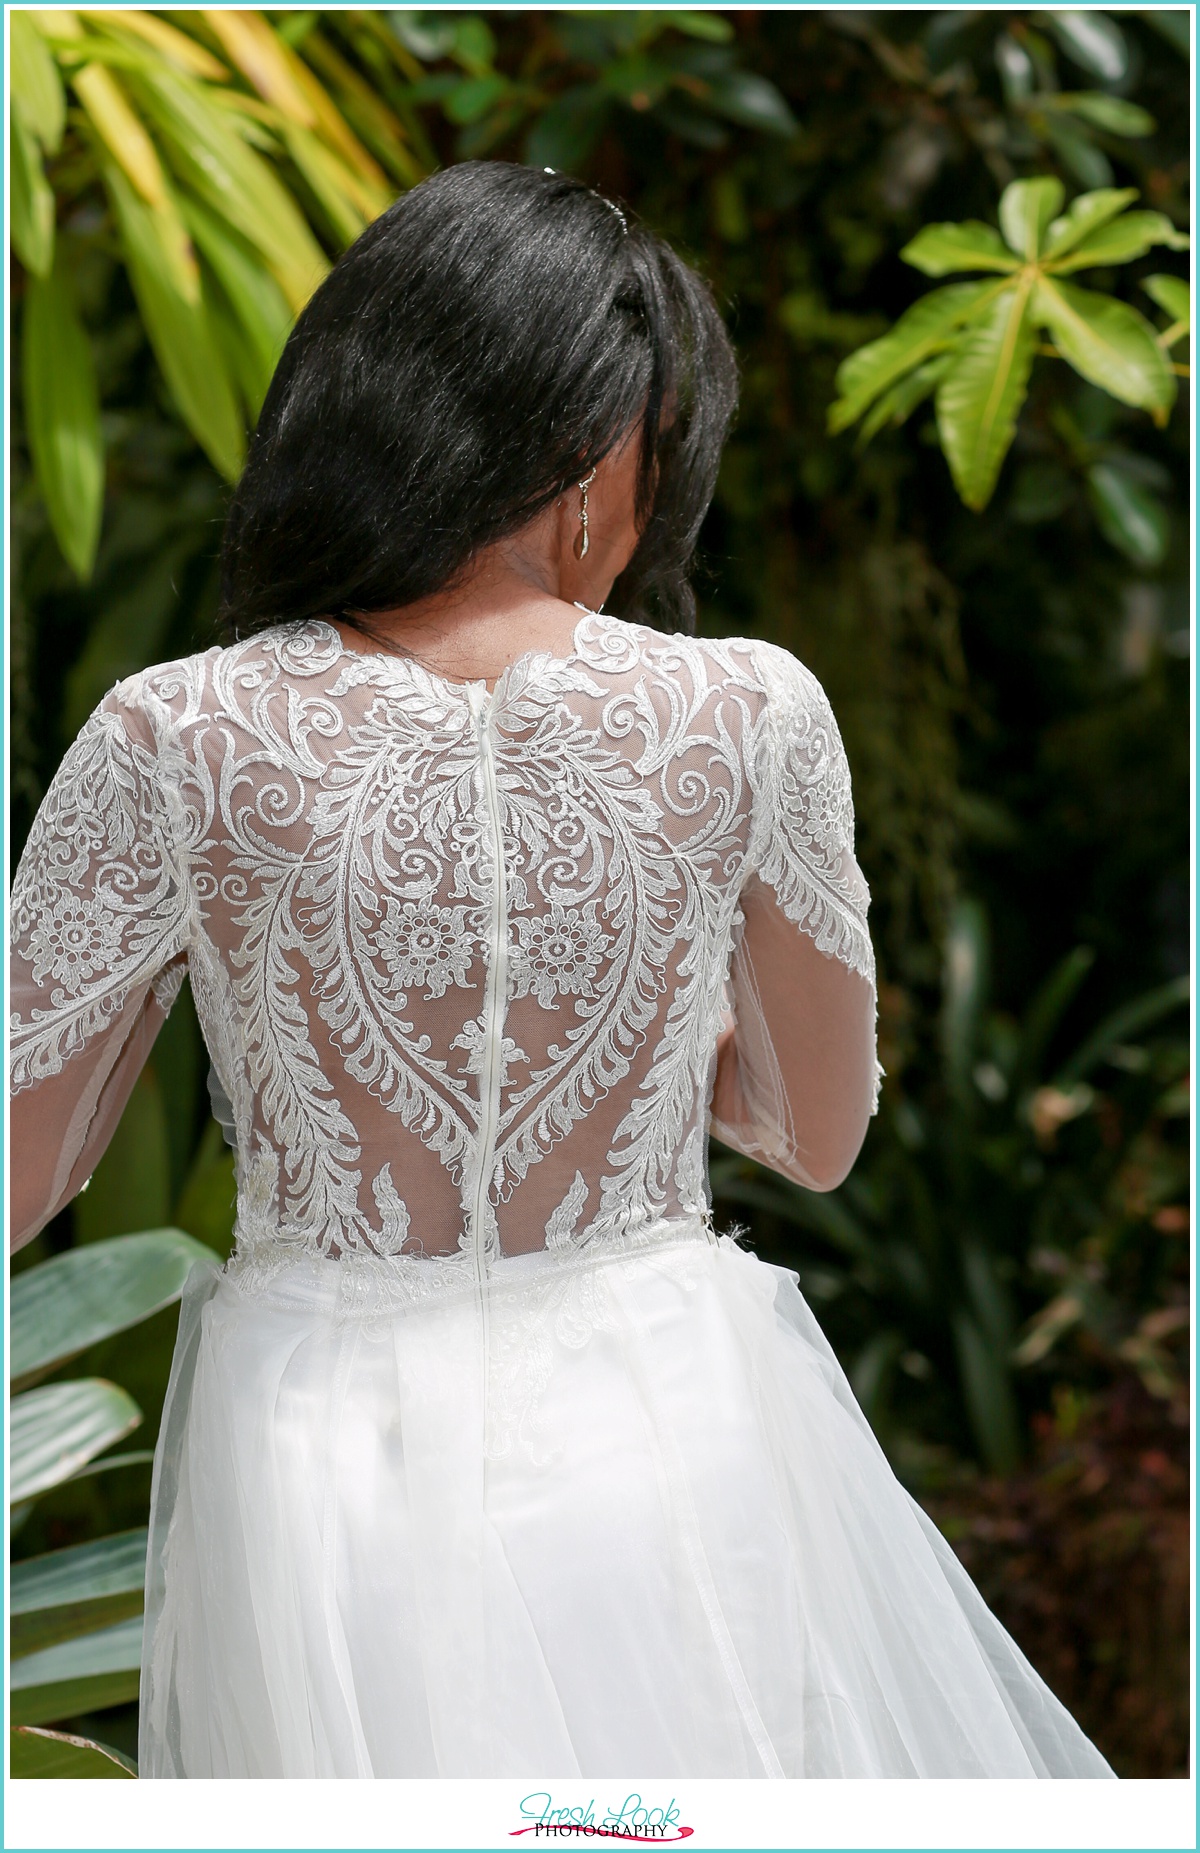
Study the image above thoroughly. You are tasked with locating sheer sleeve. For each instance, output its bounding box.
[709,641,883,1193]
[8,684,193,1252]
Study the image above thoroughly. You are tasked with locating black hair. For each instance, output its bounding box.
[218,161,738,642]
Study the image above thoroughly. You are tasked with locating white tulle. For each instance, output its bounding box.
[140,1231,1113,1777]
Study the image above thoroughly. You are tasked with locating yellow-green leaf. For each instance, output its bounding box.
[10,109,56,279]
[830,280,1006,432]
[1142,273,1189,327]
[10,1725,137,1778]
[1042,187,1139,259]
[23,259,104,579]
[1045,210,1190,275]
[935,280,1036,509]
[83,9,229,79]
[181,196,293,415]
[901,221,1018,277]
[131,64,328,312]
[999,176,1065,261]
[70,61,168,207]
[1047,91,1155,138]
[1034,278,1176,418]
[11,11,66,152]
[103,161,246,480]
[281,121,370,247]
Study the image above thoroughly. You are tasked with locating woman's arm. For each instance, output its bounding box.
[710,873,877,1191]
[8,686,192,1252]
[709,638,881,1192]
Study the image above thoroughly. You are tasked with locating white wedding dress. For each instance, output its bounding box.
[9,608,1114,1778]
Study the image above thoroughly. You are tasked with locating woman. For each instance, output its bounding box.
[9,163,1114,1779]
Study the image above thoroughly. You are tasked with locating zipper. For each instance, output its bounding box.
[465,682,508,1451]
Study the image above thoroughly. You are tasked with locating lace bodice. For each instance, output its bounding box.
[9,608,881,1289]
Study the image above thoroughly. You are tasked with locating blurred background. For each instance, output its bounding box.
[10,8,1190,1780]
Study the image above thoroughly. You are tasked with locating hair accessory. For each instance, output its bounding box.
[574,467,597,560]
[595,192,628,233]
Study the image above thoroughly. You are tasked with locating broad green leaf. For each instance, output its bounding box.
[443,72,508,126]
[182,198,292,414]
[1045,211,1190,275]
[10,1380,142,1505]
[935,280,1036,509]
[131,64,328,311]
[1142,273,1190,328]
[1048,92,1155,138]
[10,1616,143,1728]
[673,11,735,42]
[104,161,246,480]
[1087,462,1169,567]
[857,353,955,445]
[11,11,66,151]
[73,1062,170,1243]
[10,1726,137,1779]
[22,260,104,578]
[11,1229,215,1391]
[1042,187,1139,258]
[1042,113,1115,191]
[999,176,1065,261]
[830,280,1006,432]
[901,221,1017,277]
[12,1529,148,1658]
[1044,10,1129,83]
[1035,278,1176,417]
[10,110,56,279]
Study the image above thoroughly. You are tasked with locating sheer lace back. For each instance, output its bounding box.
[10,609,880,1292]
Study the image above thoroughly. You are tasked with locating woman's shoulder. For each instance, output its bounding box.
[590,612,826,707]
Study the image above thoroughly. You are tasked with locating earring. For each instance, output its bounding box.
[574,467,597,561]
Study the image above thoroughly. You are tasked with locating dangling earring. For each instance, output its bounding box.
[573,467,597,560]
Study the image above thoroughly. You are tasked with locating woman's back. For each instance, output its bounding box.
[10,606,877,1288]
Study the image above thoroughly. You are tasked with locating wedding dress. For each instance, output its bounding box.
[9,607,1114,1779]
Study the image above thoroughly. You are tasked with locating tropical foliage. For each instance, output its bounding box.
[10,8,1190,1779]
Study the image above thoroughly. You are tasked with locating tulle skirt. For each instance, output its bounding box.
[139,1223,1115,1778]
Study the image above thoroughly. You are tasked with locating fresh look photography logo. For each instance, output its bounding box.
[511,1792,694,1842]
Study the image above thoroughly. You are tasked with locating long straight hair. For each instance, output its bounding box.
[219,161,738,641]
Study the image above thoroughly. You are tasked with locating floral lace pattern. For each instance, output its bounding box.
[10,608,877,1315]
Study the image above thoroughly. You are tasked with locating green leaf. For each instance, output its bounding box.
[830,280,1005,431]
[103,161,246,481]
[73,1064,171,1243]
[857,353,955,446]
[443,72,509,125]
[1142,273,1190,329]
[525,84,610,171]
[280,121,369,247]
[10,109,56,279]
[998,176,1065,261]
[1011,946,1096,1093]
[1048,92,1155,137]
[935,280,1036,509]
[1046,211,1190,274]
[130,66,328,313]
[1142,11,1191,56]
[1087,462,1170,567]
[672,12,735,43]
[1035,278,1176,417]
[951,1309,1022,1476]
[1042,113,1115,191]
[10,1617,143,1728]
[22,259,105,579]
[12,1529,148,1659]
[901,221,1018,277]
[1042,187,1140,258]
[1058,975,1189,1085]
[11,1229,216,1391]
[10,1726,137,1779]
[10,1380,142,1506]
[706,70,797,137]
[11,12,66,152]
[1044,10,1129,82]
[941,897,990,1100]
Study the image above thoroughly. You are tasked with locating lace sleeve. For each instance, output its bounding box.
[709,642,883,1193]
[8,684,193,1249]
